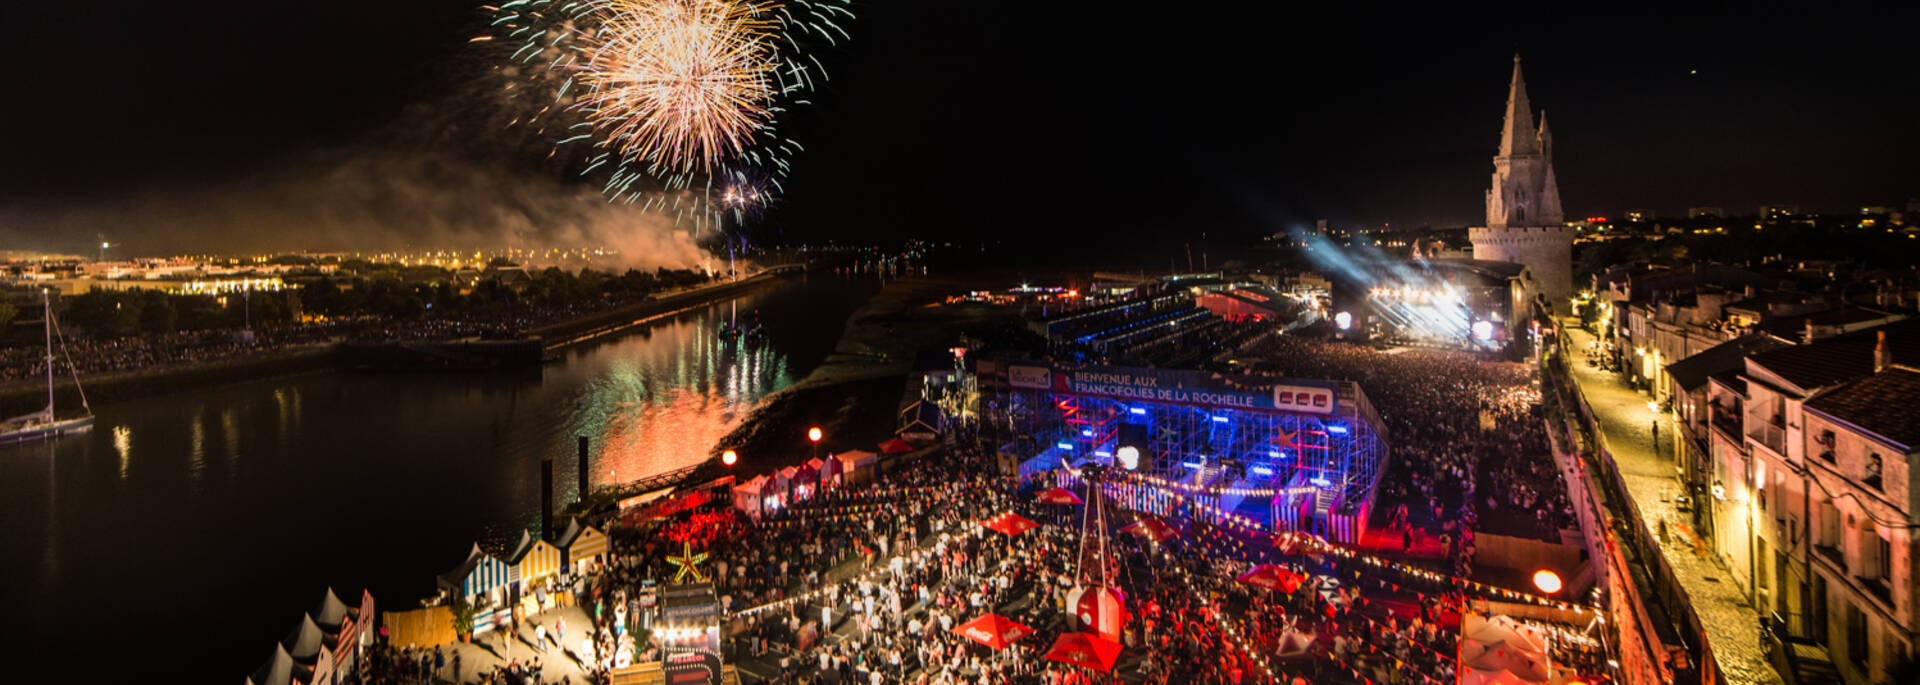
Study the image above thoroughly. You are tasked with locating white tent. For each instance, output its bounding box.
[1458,614,1551,684]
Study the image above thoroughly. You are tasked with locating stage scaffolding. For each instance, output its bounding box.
[975,360,1389,543]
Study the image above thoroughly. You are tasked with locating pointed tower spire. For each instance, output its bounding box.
[1499,54,1540,157]
[1537,110,1552,158]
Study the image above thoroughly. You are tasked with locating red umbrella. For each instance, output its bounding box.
[879,437,915,454]
[1036,487,1084,505]
[951,613,1033,650]
[1043,632,1123,673]
[1119,517,1178,543]
[985,512,1040,536]
[1236,563,1301,591]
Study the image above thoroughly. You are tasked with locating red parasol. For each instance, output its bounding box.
[1042,632,1123,673]
[1036,487,1084,505]
[985,511,1041,536]
[951,613,1033,650]
[1119,517,1178,543]
[1235,564,1306,593]
[879,437,915,454]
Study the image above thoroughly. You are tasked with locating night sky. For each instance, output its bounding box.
[3,1,1916,253]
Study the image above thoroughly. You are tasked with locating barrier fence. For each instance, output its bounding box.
[1546,330,1724,684]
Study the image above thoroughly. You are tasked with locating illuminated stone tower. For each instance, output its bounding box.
[1470,55,1574,315]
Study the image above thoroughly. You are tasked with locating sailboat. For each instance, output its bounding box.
[0,290,94,446]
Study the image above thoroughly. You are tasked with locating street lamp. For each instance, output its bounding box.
[721,449,738,467]
[808,426,822,461]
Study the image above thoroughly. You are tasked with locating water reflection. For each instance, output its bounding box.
[575,315,793,494]
[0,273,876,682]
[113,424,132,480]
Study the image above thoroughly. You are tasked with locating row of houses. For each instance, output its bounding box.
[436,517,610,633]
[1645,310,1920,684]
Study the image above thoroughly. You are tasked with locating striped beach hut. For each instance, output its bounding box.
[504,531,563,590]
[437,543,511,607]
[556,518,610,574]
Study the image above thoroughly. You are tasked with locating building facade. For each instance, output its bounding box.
[1703,323,1920,683]
[1470,56,1574,315]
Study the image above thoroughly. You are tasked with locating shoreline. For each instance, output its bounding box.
[714,274,1016,470]
[0,267,804,415]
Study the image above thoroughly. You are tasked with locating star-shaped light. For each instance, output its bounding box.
[666,540,709,583]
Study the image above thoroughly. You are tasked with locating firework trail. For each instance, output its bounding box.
[477,0,850,228]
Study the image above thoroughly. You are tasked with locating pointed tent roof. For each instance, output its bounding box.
[311,588,354,632]
[250,644,295,685]
[556,517,586,548]
[436,543,487,591]
[503,530,536,565]
[282,613,326,662]
[1499,55,1540,157]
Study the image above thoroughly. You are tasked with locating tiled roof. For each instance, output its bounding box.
[1706,369,1746,395]
[1756,306,1902,338]
[1747,318,1920,391]
[1665,334,1791,392]
[1805,366,1920,450]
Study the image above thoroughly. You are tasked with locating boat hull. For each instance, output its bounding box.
[0,416,96,446]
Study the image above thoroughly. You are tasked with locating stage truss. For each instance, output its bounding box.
[981,373,1388,543]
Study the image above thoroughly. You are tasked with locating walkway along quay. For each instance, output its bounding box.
[1543,322,1783,685]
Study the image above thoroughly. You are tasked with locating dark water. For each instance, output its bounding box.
[0,272,879,682]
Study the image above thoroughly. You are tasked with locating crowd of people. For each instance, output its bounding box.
[348,329,1605,685]
[1235,336,1577,561]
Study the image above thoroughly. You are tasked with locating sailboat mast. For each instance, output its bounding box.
[43,289,54,415]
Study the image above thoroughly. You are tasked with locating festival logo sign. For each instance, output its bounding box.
[1271,384,1335,415]
[1008,365,1052,389]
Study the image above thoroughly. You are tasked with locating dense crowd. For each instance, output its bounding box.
[356,428,1608,685]
[1233,336,1576,563]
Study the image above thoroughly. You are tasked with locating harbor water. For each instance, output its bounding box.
[0,272,880,682]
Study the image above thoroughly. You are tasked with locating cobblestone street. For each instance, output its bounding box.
[1563,325,1783,685]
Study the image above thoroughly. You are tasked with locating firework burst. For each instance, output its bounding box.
[576,0,778,177]
[480,0,851,220]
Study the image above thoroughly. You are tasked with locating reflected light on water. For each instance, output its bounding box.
[581,318,791,489]
[113,425,132,479]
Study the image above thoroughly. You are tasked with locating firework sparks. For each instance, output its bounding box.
[576,0,778,176]
[482,0,851,216]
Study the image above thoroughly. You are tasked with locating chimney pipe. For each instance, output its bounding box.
[541,458,554,541]
[577,436,590,503]
[1875,331,1889,373]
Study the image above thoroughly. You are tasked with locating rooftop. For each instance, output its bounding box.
[1805,365,1920,451]
[1755,306,1904,339]
[1665,334,1792,392]
[1746,318,1920,392]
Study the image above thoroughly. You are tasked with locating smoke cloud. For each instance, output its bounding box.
[2,149,716,272]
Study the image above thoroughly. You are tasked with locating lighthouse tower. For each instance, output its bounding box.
[1470,55,1574,315]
